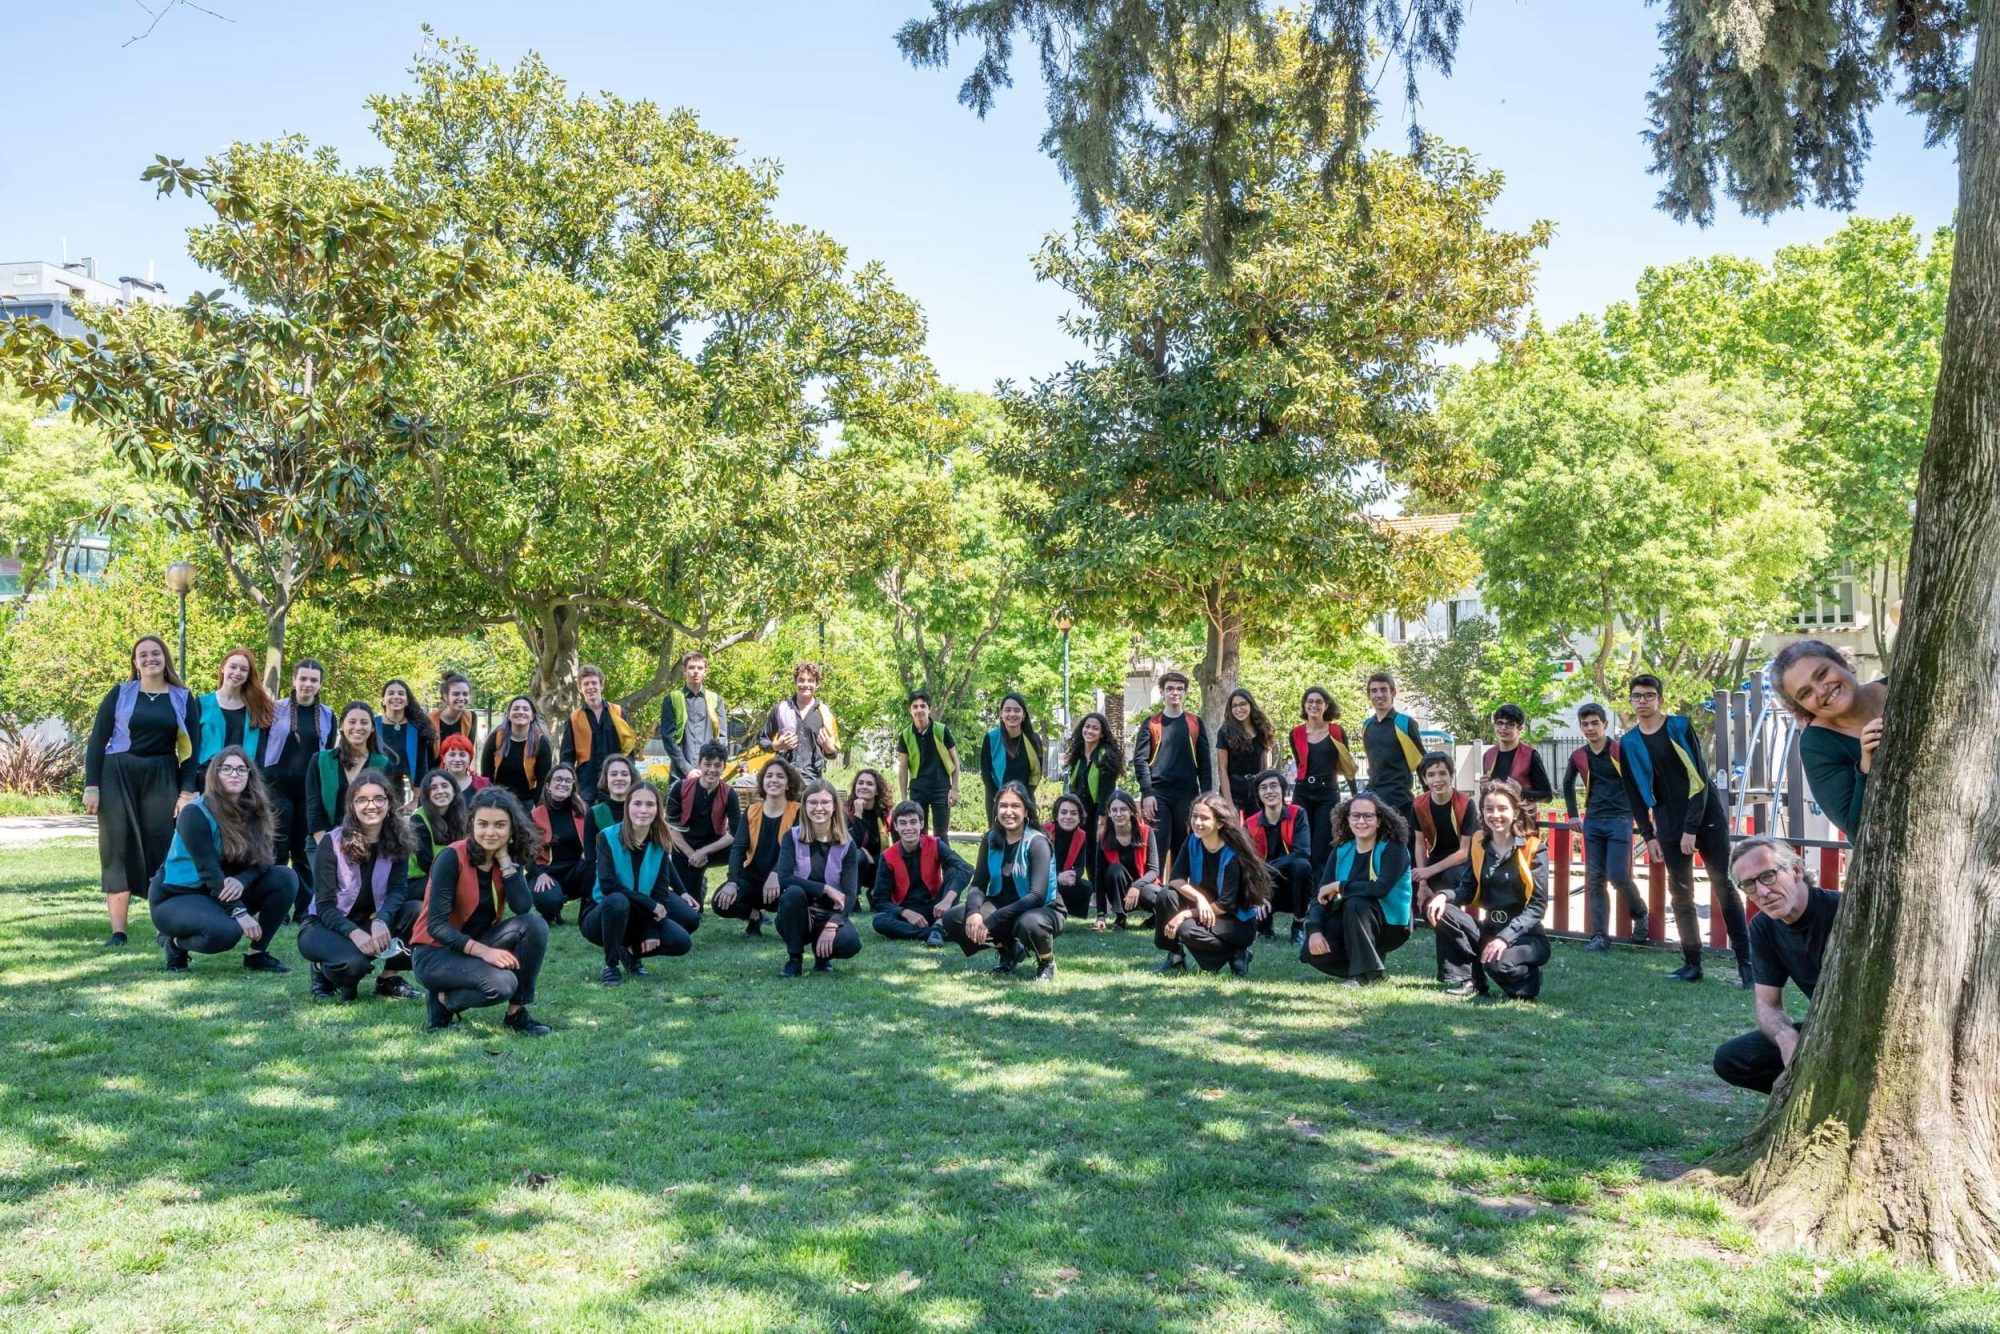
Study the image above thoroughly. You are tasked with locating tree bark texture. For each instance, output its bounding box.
[1714,20,2000,1278]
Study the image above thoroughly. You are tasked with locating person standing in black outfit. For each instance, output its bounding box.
[1424,779,1551,1000]
[1712,836,1841,1094]
[1619,673,1751,986]
[412,788,552,1035]
[871,802,972,945]
[374,678,437,801]
[259,659,333,920]
[1563,703,1648,950]
[529,763,595,924]
[667,742,740,907]
[1132,672,1213,876]
[897,691,961,836]
[148,747,297,975]
[84,635,202,946]
[299,769,424,1002]
[1216,688,1275,812]
[1300,793,1414,985]
[775,780,863,976]
[481,695,552,806]
[1153,791,1270,977]
[1097,789,1162,931]
[1287,686,1358,870]
[944,781,1063,982]
[712,758,802,934]
[1360,672,1425,844]
[584,781,695,986]
[1482,704,1554,805]
[1244,770,1315,944]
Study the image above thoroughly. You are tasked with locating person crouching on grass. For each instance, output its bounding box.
[412,788,552,1036]
[872,801,972,946]
[944,781,1063,982]
[148,746,298,976]
[299,769,423,1001]
[1151,791,1270,978]
[584,780,694,986]
[775,780,863,976]
[1299,792,1412,986]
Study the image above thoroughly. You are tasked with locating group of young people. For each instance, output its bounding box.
[80,635,1877,1042]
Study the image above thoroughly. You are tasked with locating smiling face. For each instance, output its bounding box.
[470,805,512,853]
[854,772,878,804]
[793,669,818,705]
[1000,698,1025,732]
[1422,761,1454,799]
[1347,798,1381,840]
[340,707,373,747]
[995,789,1026,832]
[627,787,660,829]
[1366,679,1394,712]
[1482,791,1519,839]
[1055,801,1081,831]
[1780,655,1858,722]
[580,674,604,707]
[351,780,392,832]
[1188,802,1216,839]
[1082,715,1102,745]
[424,774,456,812]
[221,654,252,690]
[1230,694,1251,722]
[603,761,634,800]
[133,638,168,681]
[508,698,535,729]
[445,680,471,713]
[893,810,925,844]
[443,749,471,778]
[698,753,724,784]
[1303,691,1327,722]
[760,764,790,801]
[1492,716,1522,747]
[908,696,931,728]
[546,768,575,803]
[1161,680,1187,709]
[803,788,836,833]
[380,681,408,717]
[1258,775,1285,810]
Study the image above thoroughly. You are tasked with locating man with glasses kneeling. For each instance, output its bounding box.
[1712,836,1842,1094]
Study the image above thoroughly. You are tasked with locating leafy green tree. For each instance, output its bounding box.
[1394,617,1573,742]
[0,140,487,691]
[1447,342,1829,710]
[364,38,936,714]
[0,382,147,597]
[995,23,1539,730]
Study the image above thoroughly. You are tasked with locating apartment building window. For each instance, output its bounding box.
[1795,563,1858,628]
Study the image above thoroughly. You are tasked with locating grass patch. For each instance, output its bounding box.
[1,841,1995,1332]
[0,791,82,817]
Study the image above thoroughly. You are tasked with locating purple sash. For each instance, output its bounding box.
[790,829,850,886]
[106,680,192,755]
[261,698,333,768]
[310,838,394,918]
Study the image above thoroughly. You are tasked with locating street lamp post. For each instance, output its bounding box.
[163,561,197,680]
[1054,606,1074,734]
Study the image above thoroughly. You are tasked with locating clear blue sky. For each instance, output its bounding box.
[3,1,1960,391]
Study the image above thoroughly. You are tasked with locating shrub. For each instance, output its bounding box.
[0,718,81,796]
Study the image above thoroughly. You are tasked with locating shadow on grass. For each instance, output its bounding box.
[0,846,1976,1332]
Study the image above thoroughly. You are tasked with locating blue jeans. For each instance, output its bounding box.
[1583,817,1645,937]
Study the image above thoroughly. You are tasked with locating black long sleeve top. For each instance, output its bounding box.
[156,801,266,898]
[309,836,411,936]
[778,833,861,919]
[592,830,682,911]
[1449,834,1549,945]
[1304,838,1412,933]
[1132,712,1213,797]
[423,844,532,951]
[1483,745,1555,804]
[85,686,202,791]
[966,830,1052,912]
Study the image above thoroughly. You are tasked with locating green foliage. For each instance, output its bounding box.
[1446,336,1829,710]
[0,382,148,597]
[0,140,487,691]
[1395,617,1573,742]
[363,36,937,713]
[996,20,1540,721]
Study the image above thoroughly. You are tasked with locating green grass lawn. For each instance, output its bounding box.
[3,840,1995,1333]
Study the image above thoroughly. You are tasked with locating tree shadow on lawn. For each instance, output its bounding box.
[0,865,1945,1332]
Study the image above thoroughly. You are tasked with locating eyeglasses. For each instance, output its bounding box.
[1349,812,1378,822]
[216,764,250,776]
[1740,867,1786,890]
[1629,692,1660,703]
[352,796,392,810]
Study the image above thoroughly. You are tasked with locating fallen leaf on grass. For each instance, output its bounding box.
[1198,1088,1225,1100]
[1054,1267,1080,1281]
[893,1270,922,1294]
[848,1281,872,1293]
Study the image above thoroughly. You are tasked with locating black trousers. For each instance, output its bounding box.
[1266,854,1315,921]
[1298,897,1409,980]
[1370,788,1417,851]
[1713,1026,1795,1094]
[942,895,1062,963]
[1099,861,1149,917]
[774,885,862,962]
[871,905,944,939]
[269,786,315,914]
[1151,886,1256,970]
[1659,809,1750,964]
[414,914,549,1012]
[672,850,728,908]
[1433,904,1550,998]
[1055,869,1094,919]
[581,893,694,967]
[1296,793,1338,877]
[910,787,952,838]
[531,859,594,920]
[1152,785,1197,878]
[711,872,782,921]
[297,900,422,991]
[148,865,297,955]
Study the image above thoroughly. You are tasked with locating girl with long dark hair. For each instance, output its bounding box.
[1153,791,1271,976]
[480,695,553,805]
[584,780,694,986]
[847,767,892,910]
[1096,789,1161,930]
[1288,686,1357,868]
[978,693,1045,821]
[590,754,638,837]
[300,768,425,1002]
[1046,792,1095,918]
[412,768,468,875]
[309,702,391,840]
[1424,779,1551,1000]
[1301,792,1413,985]
[1063,711,1122,901]
[1217,688,1275,811]
[196,647,276,763]
[375,678,438,797]
[713,758,803,934]
[412,788,552,1035]
[84,634,201,946]
[943,781,1062,982]
[148,746,297,974]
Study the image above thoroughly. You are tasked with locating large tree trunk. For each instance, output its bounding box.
[1194,586,1243,736]
[521,600,584,719]
[1708,28,2000,1278]
[260,607,289,697]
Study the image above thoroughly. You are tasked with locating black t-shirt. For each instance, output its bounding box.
[1579,744,1630,819]
[907,722,955,794]
[268,700,325,789]
[219,705,246,751]
[1421,794,1468,864]
[680,780,735,847]
[1218,726,1265,792]
[544,807,587,864]
[1749,887,1841,998]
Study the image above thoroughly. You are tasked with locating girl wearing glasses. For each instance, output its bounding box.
[300,768,425,1002]
[1299,792,1412,984]
[148,746,298,975]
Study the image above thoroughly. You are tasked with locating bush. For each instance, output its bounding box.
[0,718,81,797]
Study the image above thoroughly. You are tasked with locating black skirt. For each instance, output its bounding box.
[98,751,181,898]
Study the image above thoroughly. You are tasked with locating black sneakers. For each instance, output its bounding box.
[600,964,623,986]
[812,957,833,973]
[923,926,945,947]
[106,931,128,949]
[1030,958,1057,983]
[1583,934,1610,952]
[504,1008,550,1037]
[244,951,291,974]
[744,918,763,936]
[1154,953,1186,974]
[1666,961,1704,983]
[1629,916,1650,946]
[425,991,456,1030]
[1228,948,1253,978]
[373,973,418,999]
[309,965,335,1001]
[781,956,803,978]
[158,932,189,972]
